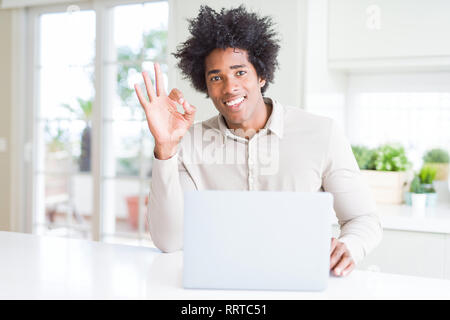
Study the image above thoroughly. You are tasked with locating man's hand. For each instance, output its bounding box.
[134,63,196,160]
[330,237,355,277]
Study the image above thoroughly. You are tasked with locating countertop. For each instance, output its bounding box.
[331,203,450,234]
[1,231,450,299]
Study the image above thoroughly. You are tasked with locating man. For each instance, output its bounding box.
[134,5,382,277]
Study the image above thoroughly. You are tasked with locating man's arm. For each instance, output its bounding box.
[147,149,196,253]
[322,120,383,275]
[134,62,197,253]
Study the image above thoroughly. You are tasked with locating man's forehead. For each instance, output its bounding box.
[205,48,251,72]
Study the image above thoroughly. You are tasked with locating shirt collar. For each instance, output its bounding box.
[217,97,284,140]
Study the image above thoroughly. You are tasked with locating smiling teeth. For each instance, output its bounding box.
[225,97,244,106]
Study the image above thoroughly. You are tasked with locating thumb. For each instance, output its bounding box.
[181,100,196,124]
[330,237,337,253]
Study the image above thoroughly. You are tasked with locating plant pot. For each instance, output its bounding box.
[426,163,449,181]
[361,170,412,204]
[126,195,149,230]
[411,193,427,210]
[426,192,438,207]
[434,180,450,203]
[404,192,412,206]
[79,125,91,172]
[405,191,438,207]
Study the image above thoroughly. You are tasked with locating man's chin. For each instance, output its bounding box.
[222,114,243,126]
[224,116,245,130]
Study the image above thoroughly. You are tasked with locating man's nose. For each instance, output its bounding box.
[222,77,240,94]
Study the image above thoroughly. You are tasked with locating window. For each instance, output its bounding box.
[346,72,450,170]
[35,9,96,239]
[29,0,168,247]
[101,2,168,246]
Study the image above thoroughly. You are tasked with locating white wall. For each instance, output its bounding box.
[168,0,307,122]
[303,0,347,128]
[0,9,12,231]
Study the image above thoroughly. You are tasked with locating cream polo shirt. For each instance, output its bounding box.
[147,97,382,263]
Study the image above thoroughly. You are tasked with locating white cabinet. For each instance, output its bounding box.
[333,203,450,279]
[445,235,450,279]
[328,0,450,71]
[356,229,446,279]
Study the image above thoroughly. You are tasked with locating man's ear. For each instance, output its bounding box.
[259,78,266,88]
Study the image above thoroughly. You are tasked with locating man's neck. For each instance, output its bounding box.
[226,98,273,139]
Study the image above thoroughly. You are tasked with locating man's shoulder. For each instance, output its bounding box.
[197,114,221,129]
[180,114,221,148]
[282,104,335,130]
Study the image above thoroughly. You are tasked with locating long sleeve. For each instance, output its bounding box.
[322,120,383,264]
[147,146,197,253]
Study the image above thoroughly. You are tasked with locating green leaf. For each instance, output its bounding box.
[371,144,411,172]
[351,145,375,170]
[419,164,437,184]
[423,148,450,163]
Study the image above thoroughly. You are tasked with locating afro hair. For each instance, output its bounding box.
[173,5,280,96]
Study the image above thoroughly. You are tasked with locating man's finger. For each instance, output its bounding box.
[134,84,149,112]
[181,101,196,123]
[142,71,157,102]
[166,98,178,112]
[330,245,346,270]
[333,253,353,276]
[168,88,184,104]
[154,63,166,97]
[330,237,337,253]
[342,261,355,277]
[329,238,340,259]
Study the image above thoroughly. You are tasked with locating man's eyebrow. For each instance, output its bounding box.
[230,64,247,69]
[206,69,221,76]
[206,64,248,76]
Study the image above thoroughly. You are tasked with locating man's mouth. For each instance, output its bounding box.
[223,96,246,110]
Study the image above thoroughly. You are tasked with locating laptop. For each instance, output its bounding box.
[183,190,333,291]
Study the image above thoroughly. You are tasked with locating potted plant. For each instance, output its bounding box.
[419,164,438,207]
[126,194,149,230]
[353,143,413,204]
[409,175,427,210]
[423,148,449,181]
[61,97,93,172]
[405,165,438,207]
[351,145,375,170]
[44,123,71,171]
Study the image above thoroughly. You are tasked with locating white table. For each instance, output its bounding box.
[1,231,450,300]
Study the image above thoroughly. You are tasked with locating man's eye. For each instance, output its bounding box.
[237,70,247,76]
[210,75,221,81]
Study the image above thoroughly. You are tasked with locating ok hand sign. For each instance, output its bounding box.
[134,63,196,159]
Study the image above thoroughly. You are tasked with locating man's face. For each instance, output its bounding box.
[204,48,266,129]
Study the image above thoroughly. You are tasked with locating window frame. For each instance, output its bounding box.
[25,0,168,242]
